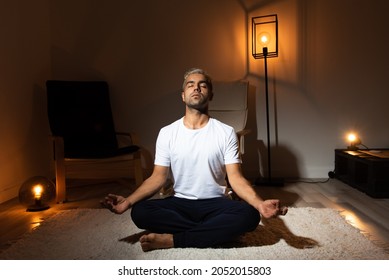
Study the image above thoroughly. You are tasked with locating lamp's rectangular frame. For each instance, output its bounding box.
[252,14,278,59]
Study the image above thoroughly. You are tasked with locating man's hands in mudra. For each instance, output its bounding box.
[101,194,130,214]
[258,199,288,219]
[101,194,288,219]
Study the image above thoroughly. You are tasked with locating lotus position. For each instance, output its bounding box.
[102,68,287,252]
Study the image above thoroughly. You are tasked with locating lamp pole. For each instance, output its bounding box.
[263,46,272,181]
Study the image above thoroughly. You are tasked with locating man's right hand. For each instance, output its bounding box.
[101,194,131,214]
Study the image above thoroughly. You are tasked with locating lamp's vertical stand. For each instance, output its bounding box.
[263,47,272,180]
[255,47,284,186]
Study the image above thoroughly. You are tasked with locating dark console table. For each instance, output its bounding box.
[334,149,389,198]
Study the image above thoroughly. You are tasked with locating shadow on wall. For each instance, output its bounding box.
[240,83,259,179]
[50,47,106,80]
[236,82,300,180]
[25,85,53,178]
[257,140,300,179]
[132,88,184,177]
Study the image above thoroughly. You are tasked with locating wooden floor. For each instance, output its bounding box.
[1,178,389,254]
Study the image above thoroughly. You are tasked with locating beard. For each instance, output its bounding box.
[185,95,209,112]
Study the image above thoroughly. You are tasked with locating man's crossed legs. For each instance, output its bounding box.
[131,196,260,251]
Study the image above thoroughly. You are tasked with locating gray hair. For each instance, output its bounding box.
[182,68,213,93]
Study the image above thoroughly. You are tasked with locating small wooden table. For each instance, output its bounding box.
[334,149,389,198]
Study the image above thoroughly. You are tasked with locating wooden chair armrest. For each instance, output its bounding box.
[116,131,140,146]
[237,129,251,138]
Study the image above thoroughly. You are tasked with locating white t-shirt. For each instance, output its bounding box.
[154,117,241,199]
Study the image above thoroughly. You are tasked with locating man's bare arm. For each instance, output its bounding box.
[102,165,170,214]
[226,163,287,218]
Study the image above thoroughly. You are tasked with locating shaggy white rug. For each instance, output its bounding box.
[1,207,388,260]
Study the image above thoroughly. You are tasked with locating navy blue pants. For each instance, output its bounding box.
[131,196,260,248]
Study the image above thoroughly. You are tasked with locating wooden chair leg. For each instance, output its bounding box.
[53,137,67,203]
[133,151,143,187]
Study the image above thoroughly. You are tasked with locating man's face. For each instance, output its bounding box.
[181,73,212,110]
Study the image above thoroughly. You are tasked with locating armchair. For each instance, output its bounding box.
[209,80,250,155]
[46,80,143,203]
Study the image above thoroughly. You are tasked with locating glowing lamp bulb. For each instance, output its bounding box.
[347,133,357,143]
[33,184,43,200]
[258,32,271,47]
[346,133,361,150]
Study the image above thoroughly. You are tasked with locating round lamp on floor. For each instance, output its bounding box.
[19,176,56,212]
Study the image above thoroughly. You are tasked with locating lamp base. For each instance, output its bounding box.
[26,204,50,212]
[255,177,284,187]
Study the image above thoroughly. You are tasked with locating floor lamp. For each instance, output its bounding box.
[252,14,284,186]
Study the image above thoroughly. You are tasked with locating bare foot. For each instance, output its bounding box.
[139,233,174,252]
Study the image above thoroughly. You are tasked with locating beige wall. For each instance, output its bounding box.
[0,1,51,203]
[1,0,388,203]
[49,0,248,176]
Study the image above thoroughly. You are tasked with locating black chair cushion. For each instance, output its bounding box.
[46,80,137,159]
